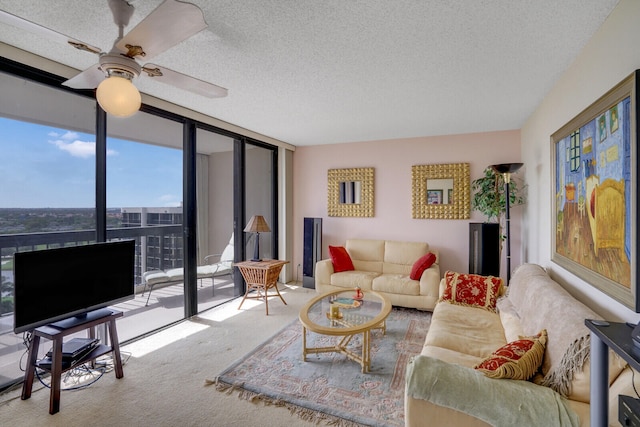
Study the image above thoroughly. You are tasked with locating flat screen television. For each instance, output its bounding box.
[13,240,135,334]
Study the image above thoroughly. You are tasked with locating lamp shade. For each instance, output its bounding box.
[244,215,270,233]
[96,76,141,117]
[491,163,523,175]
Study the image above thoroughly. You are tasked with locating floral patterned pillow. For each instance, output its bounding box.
[440,271,503,312]
[474,330,547,380]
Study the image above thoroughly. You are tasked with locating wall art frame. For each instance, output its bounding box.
[551,70,640,312]
[411,163,470,219]
[327,167,374,217]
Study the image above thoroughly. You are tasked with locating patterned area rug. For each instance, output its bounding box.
[212,308,431,427]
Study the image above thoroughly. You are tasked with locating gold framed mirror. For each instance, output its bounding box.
[412,163,470,219]
[328,167,374,217]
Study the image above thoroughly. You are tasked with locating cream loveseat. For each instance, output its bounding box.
[315,239,440,310]
[405,263,634,427]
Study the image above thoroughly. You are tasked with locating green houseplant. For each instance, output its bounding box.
[471,166,525,225]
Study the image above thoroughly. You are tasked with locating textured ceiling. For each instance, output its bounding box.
[0,0,620,146]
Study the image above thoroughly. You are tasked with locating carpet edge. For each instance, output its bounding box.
[212,377,368,427]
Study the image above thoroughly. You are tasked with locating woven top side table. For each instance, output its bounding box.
[235,259,289,315]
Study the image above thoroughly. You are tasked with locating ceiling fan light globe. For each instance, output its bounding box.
[96,76,141,117]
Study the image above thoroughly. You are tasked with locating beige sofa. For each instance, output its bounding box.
[315,239,440,310]
[405,263,635,427]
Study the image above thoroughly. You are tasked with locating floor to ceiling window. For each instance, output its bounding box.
[0,58,282,391]
[0,70,97,386]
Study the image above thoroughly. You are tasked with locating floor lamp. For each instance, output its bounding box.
[244,215,270,262]
[490,163,523,284]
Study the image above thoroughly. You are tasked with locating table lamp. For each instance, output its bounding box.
[490,163,523,284]
[244,215,271,261]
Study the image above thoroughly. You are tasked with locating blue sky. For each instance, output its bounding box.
[0,117,183,208]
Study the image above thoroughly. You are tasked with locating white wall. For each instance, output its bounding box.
[521,0,640,322]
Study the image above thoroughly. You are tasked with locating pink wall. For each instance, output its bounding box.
[292,130,522,281]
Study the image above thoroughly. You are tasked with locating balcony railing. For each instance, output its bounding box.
[0,225,183,316]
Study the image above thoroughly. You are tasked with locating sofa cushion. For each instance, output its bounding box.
[421,345,484,369]
[383,240,430,275]
[329,245,355,272]
[330,270,380,290]
[441,271,503,312]
[475,329,547,380]
[410,252,436,280]
[426,302,506,359]
[372,274,420,296]
[346,239,385,273]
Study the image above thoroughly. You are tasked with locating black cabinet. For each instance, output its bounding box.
[469,222,500,277]
[303,217,322,289]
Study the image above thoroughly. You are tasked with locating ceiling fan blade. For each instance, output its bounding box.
[0,10,102,55]
[62,64,105,89]
[142,64,228,98]
[116,0,207,60]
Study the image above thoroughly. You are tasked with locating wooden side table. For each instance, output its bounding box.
[235,259,289,315]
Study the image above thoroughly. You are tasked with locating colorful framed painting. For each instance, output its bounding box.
[551,70,640,311]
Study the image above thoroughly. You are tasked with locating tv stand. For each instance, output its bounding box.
[22,309,124,414]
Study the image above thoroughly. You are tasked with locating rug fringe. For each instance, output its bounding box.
[209,377,366,427]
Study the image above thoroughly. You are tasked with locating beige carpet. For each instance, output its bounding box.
[0,284,323,427]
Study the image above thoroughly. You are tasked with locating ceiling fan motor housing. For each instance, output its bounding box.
[99,53,141,80]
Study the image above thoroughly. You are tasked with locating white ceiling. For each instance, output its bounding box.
[0,0,620,147]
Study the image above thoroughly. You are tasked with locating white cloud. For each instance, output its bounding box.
[49,138,119,158]
[49,139,96,158]
[61,131,79,141]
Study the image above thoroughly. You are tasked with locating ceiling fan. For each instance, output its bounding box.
[0,0,228,117]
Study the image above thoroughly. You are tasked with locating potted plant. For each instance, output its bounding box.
[469,167,525,276]
[471,166,525,224]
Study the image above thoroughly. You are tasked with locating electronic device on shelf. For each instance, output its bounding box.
[619,395,640,426]
[632,322,640,350]
[13,240,135,334]
[45,337,100,360]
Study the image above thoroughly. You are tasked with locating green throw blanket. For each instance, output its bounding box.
[406,356,580,427]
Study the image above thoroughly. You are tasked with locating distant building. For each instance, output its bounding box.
[121,207,183,280]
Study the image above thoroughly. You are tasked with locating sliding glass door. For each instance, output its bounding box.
[195,128,235,312]
[244,143,277,261]
[106,112,185,341]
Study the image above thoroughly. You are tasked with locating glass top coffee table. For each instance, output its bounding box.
[299,289,391,373]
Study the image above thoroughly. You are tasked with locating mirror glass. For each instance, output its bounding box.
[426,178,454,204]
[339,181,361,204]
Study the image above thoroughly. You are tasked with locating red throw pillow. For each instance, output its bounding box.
[410,252,436,280]
[474,330,547,380]
[329,246,355,273]
[440,271,503,312]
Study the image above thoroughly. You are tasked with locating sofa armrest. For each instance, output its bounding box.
[419,264,441,298]
[315,259,334,286]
